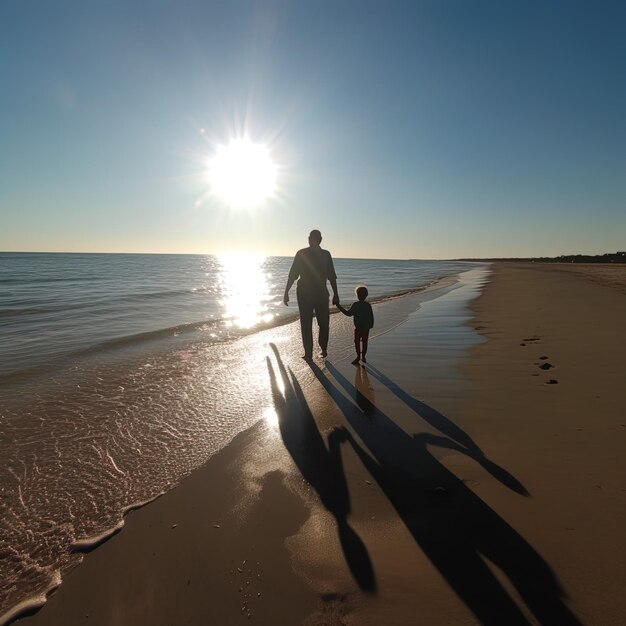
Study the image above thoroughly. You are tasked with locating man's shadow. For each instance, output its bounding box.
[310,360,582,626]
[266,345,376,593]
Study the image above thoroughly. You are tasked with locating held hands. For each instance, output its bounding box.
[332,294,340,306]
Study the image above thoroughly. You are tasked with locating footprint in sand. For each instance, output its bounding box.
[545,379,558,385]
[539,363,554,370]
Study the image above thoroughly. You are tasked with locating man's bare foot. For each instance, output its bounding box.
[361,356,367,363]
[303,354,313,361]
[320,350,328,358]
[351,357,360,365]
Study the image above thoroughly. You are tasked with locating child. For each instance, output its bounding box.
[338,285,374,365]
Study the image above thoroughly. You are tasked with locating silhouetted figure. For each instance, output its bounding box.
[338,285,374,365]
[283,230,339,359]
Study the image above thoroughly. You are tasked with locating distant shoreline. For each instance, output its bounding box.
[456,252,625,263]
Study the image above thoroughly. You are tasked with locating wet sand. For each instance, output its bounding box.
[16,264,626,625]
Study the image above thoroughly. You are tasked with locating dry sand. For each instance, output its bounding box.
[17,263,626,626]
[456,263,626,625]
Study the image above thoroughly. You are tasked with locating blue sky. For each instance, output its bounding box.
[1,0,624,259]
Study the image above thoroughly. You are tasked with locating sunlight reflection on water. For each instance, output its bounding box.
[216,253,275,329]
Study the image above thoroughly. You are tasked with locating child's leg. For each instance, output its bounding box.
[352,329,361,364]
[361,330,369,362]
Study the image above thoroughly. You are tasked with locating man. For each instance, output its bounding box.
[284,229,340,359]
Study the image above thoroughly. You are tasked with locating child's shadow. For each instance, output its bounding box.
[338,362,527,496]
[311,361,581,626]
[266,346,376,593]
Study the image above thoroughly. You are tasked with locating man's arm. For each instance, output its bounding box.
[283,252,300,305]
[283,281,294,305]
[327,252,340,305]
[330,278,339,306]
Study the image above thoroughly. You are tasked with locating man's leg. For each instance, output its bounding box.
[314,294,330,356]
[297,292,314,358]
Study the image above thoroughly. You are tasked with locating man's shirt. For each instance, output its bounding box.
[288,246,337,295]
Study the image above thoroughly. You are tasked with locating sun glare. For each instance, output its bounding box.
[207,138,277,209]
[217,253,274,329]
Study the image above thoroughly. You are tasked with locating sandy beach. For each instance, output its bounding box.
[15,263,626,626]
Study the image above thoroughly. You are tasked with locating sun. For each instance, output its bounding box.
[207,138,277,209]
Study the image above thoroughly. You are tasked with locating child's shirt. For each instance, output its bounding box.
[344,301,374,331]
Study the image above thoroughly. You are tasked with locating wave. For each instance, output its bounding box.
[0,276,106,285]
[76,310,304,353]
[0,289,208,319]
[0,311,302,383]
[0,280,434,320]
[347,282,434,305]
[70,493,165,553]
[0,493,167,626]
[0,570,61,626]
[0,307,45,318]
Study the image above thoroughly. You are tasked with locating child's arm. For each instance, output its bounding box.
[368,303,374,328]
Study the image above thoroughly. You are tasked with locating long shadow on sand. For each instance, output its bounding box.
[311,360,582,626]
[338,362,529,497]
[266,346,376,593]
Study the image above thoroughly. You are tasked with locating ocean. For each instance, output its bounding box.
[0,252,483,623]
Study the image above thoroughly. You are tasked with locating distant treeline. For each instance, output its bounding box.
[458,251,626,263]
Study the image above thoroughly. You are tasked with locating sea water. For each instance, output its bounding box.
[0,252,482,622]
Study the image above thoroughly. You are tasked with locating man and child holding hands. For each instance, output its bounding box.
[284,229,374,364]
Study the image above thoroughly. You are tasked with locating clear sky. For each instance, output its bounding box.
[1,1,625,259]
